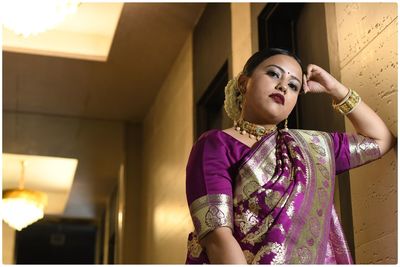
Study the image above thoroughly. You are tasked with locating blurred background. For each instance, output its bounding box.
[2,2,397,264]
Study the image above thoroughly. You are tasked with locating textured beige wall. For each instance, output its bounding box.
[2,222,15,264]
[335,3,397,263]
[231,3,252,75]
[140,34,194,263]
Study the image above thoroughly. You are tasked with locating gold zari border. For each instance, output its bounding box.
[189,194,233,240]
[348,134,381,168]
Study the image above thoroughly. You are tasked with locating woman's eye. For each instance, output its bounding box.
[267,70,279,78]
[289,83,298,91]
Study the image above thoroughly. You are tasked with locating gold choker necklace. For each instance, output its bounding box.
[234,119,277,141]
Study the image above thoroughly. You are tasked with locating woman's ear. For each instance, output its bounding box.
[237,74,248,94]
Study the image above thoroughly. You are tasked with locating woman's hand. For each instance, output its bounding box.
[302,64,395,156]
[302,64,348,101]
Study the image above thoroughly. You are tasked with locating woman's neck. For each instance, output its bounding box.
[235,118,277,141]
[241,115,277,130]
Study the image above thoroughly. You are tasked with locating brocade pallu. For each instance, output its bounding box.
[187,129,379,264]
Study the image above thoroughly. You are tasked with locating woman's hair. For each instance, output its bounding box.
[242,48,304,77]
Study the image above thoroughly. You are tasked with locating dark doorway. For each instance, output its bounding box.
[258,3,304,53]
[15,217,97,264]
[196,61,229,139]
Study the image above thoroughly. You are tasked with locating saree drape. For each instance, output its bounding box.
[185,128,380,264]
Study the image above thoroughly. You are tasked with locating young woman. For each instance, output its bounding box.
[185,48,396,264]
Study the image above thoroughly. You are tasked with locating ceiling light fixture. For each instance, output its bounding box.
[2,0,80,37]
[2,160,48,231]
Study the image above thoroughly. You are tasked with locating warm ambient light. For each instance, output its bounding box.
[2,160,48,231]
[2,0,80,37]
[2,189,48,231]
[3,154,78,216]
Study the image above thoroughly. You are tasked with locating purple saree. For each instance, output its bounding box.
[185,129,380,264]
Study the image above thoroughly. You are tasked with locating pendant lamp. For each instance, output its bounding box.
[2,160,48,231]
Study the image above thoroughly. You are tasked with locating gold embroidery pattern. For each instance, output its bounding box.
[243,181,261,199]
[310,143,327,157]
[187,233,203,258]
[309,216,321,238]
[241,214,274,245]
[330,208,352,257]
[235,209,259,234]
[277,173,292,187]
[296,246,312,263]
[205,206,228,227]
[265,189,282,209]
[232,130,335,263]
[189,194,233,240]
[317,187,328,209]
[303,131,321,137]
[252,242,286,264]
[248,196,260,215]
[234,132,278,205]
[316,163,329,178]
[286,198,295,218]
[284,130,333,263]
[348,134,381,168]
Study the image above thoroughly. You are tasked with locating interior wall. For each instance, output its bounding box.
[3,112,125,219]
[3,112,125,263]
[121,123,142,263]
[140,33,194,263]
[193,3,231,135]
[335,3,397,263]
[250,3,266,53]
[2,222,15,264]
[231,3,252,75]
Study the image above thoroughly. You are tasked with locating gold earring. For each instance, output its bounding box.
[237,94,243,109]
[284,118,288,129]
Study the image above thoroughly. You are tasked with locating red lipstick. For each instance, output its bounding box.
[269,93,285,105]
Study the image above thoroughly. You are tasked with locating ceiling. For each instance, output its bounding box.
[3,3,124,61]
[4,3,205,122]
[3,3,206,219]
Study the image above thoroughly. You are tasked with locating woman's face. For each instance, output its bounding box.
[240,54,303,125]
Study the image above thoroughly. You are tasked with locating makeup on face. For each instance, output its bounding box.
[269,93,285,105]
[265,64,302,92]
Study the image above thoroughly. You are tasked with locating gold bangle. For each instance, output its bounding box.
[332,89,361,115]
[332,88,351,108]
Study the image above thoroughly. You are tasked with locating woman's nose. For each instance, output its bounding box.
[276,83,288,93]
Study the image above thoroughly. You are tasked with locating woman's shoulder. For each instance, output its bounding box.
[195,128,245,149]
[195,129,226,144]
[188,129,232,162]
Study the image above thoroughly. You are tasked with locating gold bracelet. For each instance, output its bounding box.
[332,88,351,108]
[332,89,361,115]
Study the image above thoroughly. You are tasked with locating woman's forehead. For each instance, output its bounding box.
[258,55,302,76]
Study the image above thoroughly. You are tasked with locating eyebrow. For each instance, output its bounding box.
[265,64,301,84]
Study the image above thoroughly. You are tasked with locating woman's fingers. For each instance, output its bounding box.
[306,64,317,80]
[303,74,311,93]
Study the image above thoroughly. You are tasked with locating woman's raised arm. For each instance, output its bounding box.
[303,64,396,156]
